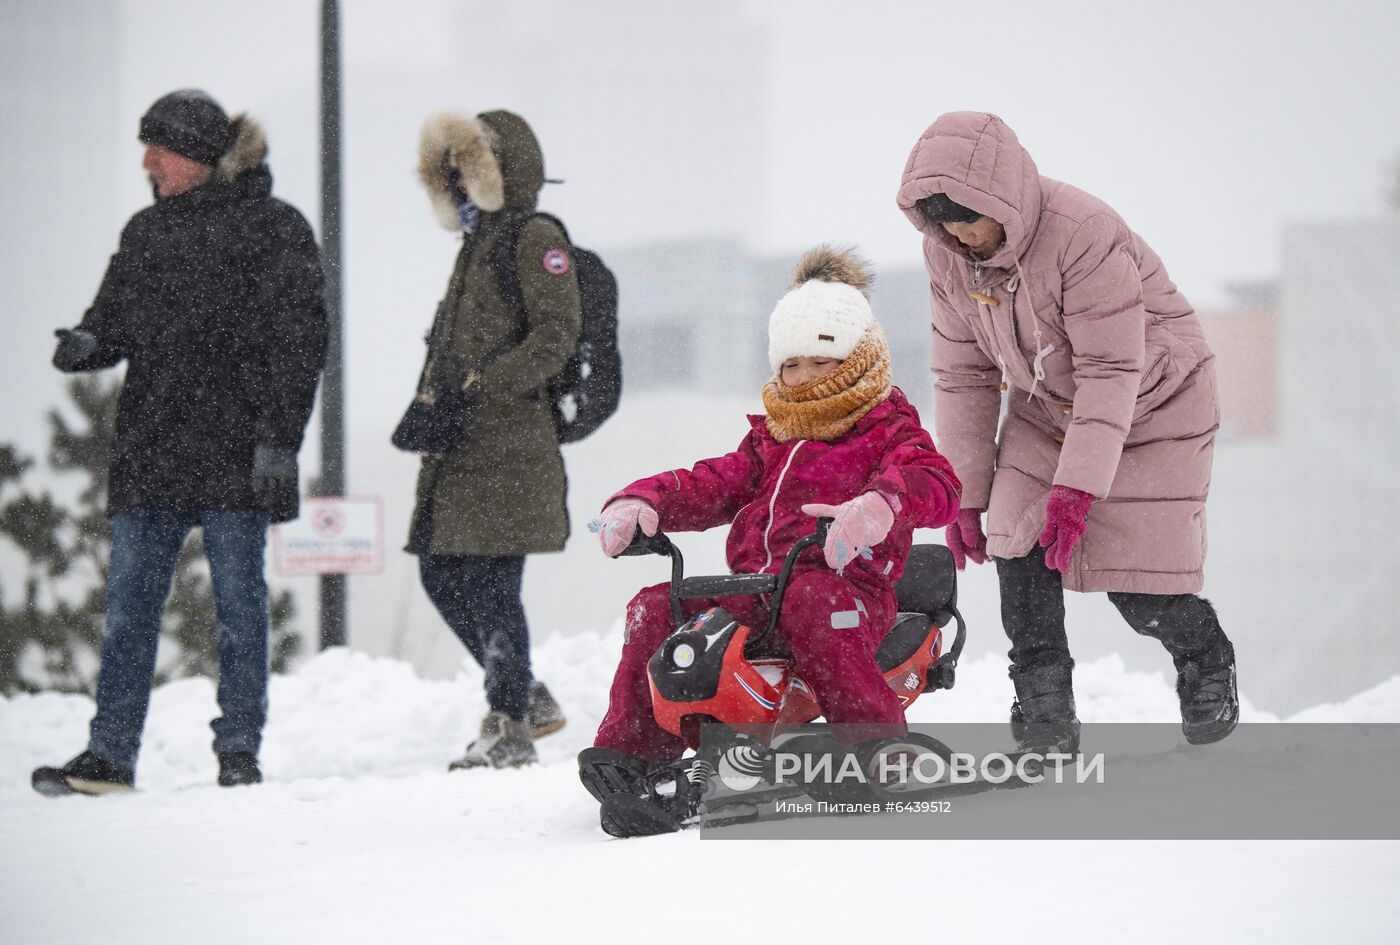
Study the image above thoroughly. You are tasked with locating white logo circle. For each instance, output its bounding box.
[717,744,766,792]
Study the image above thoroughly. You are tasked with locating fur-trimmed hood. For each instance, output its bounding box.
[214,114,268,182]
[418,109,544,230]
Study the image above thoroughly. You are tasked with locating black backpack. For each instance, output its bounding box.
[490,212,621,444]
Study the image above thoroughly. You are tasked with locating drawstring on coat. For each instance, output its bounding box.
[1014,259,1055,402]
[963,257,1054,400]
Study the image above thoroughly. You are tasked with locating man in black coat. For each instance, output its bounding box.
[32,89,327,796]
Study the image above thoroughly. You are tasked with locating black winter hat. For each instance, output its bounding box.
[138,89,234,165]
[917,192,984,225]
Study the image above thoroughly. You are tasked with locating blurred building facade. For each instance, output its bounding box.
[613,241,1287,439]
[610,240,956,399]
[1,3,125,439]
[1196,283,1279,440]
[1205,218,1400,712]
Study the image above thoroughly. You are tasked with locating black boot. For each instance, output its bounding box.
[579,748,704,838]
[1176,636,1239,745]
[577,746,653,802]
[1009,662,1081,755]
[217,751,262,787]
[32,751,135,797]
[599,793,690,838]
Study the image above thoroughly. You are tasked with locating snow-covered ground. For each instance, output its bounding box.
[3,635,1398,944]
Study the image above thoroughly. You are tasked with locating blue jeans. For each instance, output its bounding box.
[88,510,270,771]
[418,554,532,720]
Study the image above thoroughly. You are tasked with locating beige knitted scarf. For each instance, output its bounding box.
[762,325,892,443]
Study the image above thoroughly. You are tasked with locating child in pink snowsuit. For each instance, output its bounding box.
[590,246,962,764]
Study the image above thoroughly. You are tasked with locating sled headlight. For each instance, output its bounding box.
[672,643,696,669]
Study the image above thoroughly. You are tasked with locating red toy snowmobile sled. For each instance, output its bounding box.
[581,519,967,837]
[641,519,964,745]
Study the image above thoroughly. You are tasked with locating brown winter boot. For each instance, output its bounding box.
[449,711,537,770]
[527,681,567,739]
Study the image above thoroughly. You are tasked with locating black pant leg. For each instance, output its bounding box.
[472,555,531,720]
[419,553,532,720]
[419,554,489,667]
[996,545,1079,724]
[995,544,1073,675]
[1107,591,1227,664]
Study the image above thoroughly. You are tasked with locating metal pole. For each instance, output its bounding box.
[318,0,346,649]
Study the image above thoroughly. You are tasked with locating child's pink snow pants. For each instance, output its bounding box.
[593,571,906,762]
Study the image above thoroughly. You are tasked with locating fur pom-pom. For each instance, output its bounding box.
[768,245,878,372]
[791,245,873,296]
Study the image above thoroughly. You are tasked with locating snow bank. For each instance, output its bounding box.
[5,630,1397,800]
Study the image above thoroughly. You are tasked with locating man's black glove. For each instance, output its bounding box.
[52,329,98,371]
[251,444,298,503]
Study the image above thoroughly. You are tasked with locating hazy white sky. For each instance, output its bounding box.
[13,2,1400,286]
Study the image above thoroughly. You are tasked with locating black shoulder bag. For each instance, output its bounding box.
[391,240,485,455]
[390,385,476,455]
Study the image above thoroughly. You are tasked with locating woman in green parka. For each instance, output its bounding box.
[409,109,581,769]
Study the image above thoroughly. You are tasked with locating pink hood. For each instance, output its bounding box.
[897,112,1043,269]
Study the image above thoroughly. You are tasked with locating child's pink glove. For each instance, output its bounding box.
[945,508,987,571]
[592,497,660,557]
[1038,485,1093,573]
[801,492,895,573]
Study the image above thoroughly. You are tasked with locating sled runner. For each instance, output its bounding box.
[592,726,1046,838]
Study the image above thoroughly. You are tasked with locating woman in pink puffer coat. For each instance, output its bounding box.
[896,112,1237,748]
[582,247,961,789]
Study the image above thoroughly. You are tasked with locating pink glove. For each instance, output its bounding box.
[945,507,987,571]
[801,492,895,573]
[1039,485,1093,573]
[593,497,660,557]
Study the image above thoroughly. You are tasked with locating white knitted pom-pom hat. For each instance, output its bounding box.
[767,246,875,373]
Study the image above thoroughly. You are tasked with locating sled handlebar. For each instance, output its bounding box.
[615,518,833,633]
[746,518,831,653]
